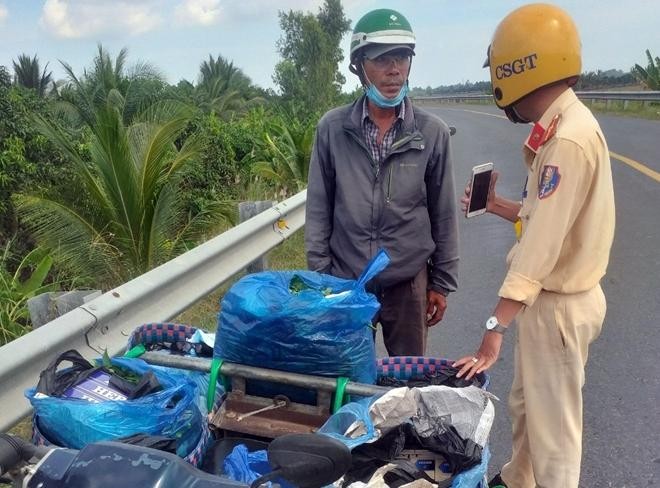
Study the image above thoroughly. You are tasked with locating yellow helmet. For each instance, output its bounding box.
[484,3,582,108]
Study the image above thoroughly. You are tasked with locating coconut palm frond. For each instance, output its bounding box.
[14,194,123,285]
[32,113,112,217]
[170,199,237,252]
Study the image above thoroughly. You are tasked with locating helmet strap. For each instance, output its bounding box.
[504,105,531,124]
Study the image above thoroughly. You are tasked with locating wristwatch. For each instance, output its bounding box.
[485,316,507,334]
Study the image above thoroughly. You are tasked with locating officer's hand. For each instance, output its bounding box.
[453,331,503,380]
[485,171,500,213]
[460,171,500,214]
[426,290,447,326]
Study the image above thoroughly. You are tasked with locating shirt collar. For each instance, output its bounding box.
[524,88,578,154]
[538,87,578,128]
[361,97,406,124]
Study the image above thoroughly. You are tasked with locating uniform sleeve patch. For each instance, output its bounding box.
[538,165,561,199]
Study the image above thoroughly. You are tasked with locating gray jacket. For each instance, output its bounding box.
[305,95,459,294]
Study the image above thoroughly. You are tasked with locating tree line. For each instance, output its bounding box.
[410,51,659,95]
[0,0,352,343]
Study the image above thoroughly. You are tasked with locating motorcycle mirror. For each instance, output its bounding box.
[250,433,351,488]
[449,126,457,136]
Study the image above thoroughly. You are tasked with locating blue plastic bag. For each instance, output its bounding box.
[214,250,390,385]
[223,444,270,484]
[223,444,294,488]
[26,357,204,458]
[317,396,378,449]
[452,445,489,488]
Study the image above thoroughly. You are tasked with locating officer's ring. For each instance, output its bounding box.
[471,357,479,364]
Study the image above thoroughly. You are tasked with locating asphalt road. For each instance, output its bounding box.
[377,104,660,487]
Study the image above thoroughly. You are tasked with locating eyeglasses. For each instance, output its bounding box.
[365,54,412,70]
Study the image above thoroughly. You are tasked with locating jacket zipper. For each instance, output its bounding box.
[386,165,394,204]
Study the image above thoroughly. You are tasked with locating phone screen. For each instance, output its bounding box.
[469,170,492,213]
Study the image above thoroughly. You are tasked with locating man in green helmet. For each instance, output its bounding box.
[305,8,459,356]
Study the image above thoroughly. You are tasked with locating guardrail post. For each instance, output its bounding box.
[239,200,274,273]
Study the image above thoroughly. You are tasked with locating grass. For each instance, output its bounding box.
[173,229,307,330]
[7,416,32,440]
[583,99,660,120]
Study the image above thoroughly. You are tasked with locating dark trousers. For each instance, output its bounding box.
[371,267,428,356]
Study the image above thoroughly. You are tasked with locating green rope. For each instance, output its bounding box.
[124,344,146,358]
[333,376,350,413]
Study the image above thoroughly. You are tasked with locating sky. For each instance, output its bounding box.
[0,0,658,93]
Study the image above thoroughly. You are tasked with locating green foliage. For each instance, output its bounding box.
[250,109,317,198]
[198,54,254,98]
[0,66,11,88]
[575,69,637,90]
[274,0,350,113]
[180,107,273,209]
[410,80,492,96]
[12,54,53,97]
[0,243,58,345]
[15,100,234,287]
[55,44,167,127]
[168,55,265,119]
[0,84,75,252]
[633,50,660,90]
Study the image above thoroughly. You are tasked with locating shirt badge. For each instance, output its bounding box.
[538,165,561,199]
[539,114,561,147]
[524,123,545,153]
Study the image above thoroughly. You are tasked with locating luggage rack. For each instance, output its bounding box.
[140,352,390,439]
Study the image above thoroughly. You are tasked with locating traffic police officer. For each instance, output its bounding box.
[454,4,616,488]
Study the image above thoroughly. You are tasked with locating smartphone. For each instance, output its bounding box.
[466,162,493,218]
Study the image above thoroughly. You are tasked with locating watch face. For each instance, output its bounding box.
[486,317,498,329]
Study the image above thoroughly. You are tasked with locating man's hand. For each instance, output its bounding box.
[460,171,500,215]
[426,290,447,326]
[453,331,503,380]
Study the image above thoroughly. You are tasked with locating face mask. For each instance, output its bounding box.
[504,105,530,124]
[365,82,409,108]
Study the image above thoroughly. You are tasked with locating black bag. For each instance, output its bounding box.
[36,349,161,399]
[36,350,100,397]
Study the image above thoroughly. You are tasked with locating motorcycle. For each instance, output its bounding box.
[0,432,351,488]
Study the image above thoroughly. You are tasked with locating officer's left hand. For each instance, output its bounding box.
[426,290,447,326]
[453,331,503,380]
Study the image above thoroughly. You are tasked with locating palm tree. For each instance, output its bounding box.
[250,113,316,197]
[633,49,660,90]
[195,54,263,117]
[55,45,167,127]
[15,101,235,287]
[12,54,53,97]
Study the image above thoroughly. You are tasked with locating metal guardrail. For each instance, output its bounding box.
[414,91,660,103]
[0,190,307,431]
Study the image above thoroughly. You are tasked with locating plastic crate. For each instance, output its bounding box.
[377,356,490,390]
[127,322,198,351]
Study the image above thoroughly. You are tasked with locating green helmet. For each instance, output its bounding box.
[350,8,416,62]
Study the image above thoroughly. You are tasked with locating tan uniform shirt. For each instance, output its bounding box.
[499,88,615,306]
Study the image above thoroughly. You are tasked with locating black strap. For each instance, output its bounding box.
[382,458,438,486]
